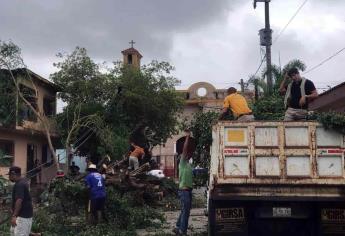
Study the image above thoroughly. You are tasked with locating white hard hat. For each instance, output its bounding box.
[87,164,97,170]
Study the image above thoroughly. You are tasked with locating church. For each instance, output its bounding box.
[121,43,253,177]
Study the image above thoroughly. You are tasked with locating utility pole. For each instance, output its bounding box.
[254,79,259,101]
[239,79,245,93]
[264,1,273,95]
[254,0,273,95]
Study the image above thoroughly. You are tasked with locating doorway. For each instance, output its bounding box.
[26,144,36,178]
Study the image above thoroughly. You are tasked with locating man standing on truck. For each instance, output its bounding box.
[174,130,194,236]
[219,87,254,121]
[279,68,318,121]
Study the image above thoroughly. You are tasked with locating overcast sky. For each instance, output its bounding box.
[1,0,344,92]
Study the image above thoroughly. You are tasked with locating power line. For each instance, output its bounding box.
[303,47,345,74]
[273,0,309,44]
[251,0,308,78]
[253,53,266,77]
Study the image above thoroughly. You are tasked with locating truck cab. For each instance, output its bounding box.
[208,121,345,236]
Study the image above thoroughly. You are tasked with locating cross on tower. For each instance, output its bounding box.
[129,40,135,48]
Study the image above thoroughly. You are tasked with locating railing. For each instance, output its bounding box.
[152,155,177,177]
[20,116,58,136]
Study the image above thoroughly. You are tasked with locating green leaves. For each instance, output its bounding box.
[0,71,16,127]
[189,111,218,169]
[253,95,285,120]
[107,62,183,147]
[51,47,110,105]
[315,112,345,134]
[53,46,183,161]
[0,40,22,69]
[33,181,164,236]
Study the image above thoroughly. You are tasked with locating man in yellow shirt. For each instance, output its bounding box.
[219,87,254,121]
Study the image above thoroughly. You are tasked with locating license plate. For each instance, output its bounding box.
[273,207,291,217]
[321,209,345,221]
[216,208,245,221]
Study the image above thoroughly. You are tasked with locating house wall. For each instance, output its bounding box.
[0,70,58,183]
[17,74,57,134]
[309,83,345,113]
[0,130,55,183]
[152,82,229,176]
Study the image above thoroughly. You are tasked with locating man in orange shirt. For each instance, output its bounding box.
[219,87,254,121]
[128,142,145,170]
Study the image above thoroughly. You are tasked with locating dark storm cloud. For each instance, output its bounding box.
[0,0,242,62]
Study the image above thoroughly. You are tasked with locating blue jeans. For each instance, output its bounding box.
[176,189,192,234]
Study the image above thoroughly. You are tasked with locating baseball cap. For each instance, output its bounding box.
[87,164,97,171]
[7,166,21,175]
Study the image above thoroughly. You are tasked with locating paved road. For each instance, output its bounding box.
[137,208,208,236]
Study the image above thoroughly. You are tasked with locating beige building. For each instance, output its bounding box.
[152,83,254,176]
[151,82,229,176]
[0,69,58,183]
[121,46,142,69]
[120,45,254,177]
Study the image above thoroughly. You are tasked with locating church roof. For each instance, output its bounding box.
[121,47,143,58]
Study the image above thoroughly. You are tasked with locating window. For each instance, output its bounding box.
[155,155,161,165]
[42,145,53,167]
[27,144,37,173]
[19,84,37,122]
[43,96,56,116]
[42,145,47,164]
[197,87,207,97]
[0,140,14,167]
[128,54,133,64]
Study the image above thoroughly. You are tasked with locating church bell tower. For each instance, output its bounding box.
[121,40,143,69]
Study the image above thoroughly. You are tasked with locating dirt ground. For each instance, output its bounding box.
[137,188,208,235]
[136,208,208,236]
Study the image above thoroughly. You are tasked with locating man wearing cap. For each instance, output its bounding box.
[8,166,33,236]
[85,164,107,224]
[219,87,254,121]
[279,68,318,121]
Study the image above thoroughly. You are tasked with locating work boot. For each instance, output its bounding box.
[178,230,187,236]
[172,228,179,234]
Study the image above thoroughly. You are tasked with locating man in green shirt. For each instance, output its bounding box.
[174,131,193,235]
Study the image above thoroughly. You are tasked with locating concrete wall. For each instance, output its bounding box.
[17,74,57,134]
[122,53,141,69]
[152,82,226,170]
[309,83,345,113]
[18,75,56,114]
[0,130,55,182]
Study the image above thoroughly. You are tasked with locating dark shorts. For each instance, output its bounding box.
[91,197,106,212]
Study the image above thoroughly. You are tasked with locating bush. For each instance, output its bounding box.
[314,112,345,134]
[33,179,165,235]
[253,95,285,120]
